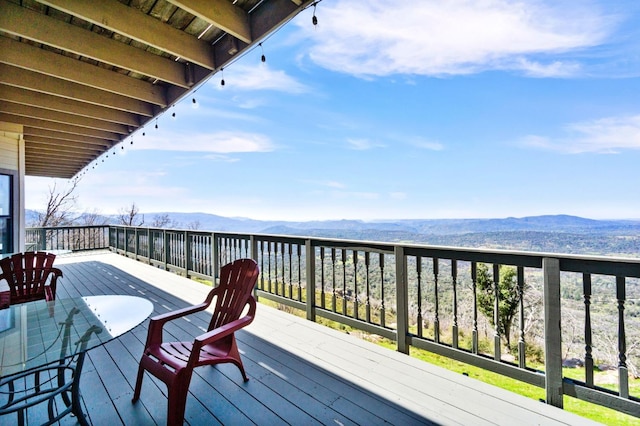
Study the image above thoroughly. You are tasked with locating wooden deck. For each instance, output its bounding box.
[20,251,598,425]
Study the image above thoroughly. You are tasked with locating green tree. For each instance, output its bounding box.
[476,263,522,349]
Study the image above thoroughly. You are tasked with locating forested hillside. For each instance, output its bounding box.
[27,210,640,257]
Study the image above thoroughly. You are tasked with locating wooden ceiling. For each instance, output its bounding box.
[0,0,312,178]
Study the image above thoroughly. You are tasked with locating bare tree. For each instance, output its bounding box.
[117,202,144,226]
[77,209,109,226]
[36,179,80,226]
[150,214,182,229]
[187,220,201,230]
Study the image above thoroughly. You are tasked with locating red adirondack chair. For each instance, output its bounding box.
[0,251,63,306]
[132,258,259,425]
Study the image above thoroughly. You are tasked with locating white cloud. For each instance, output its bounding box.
[520,115,640,153]
[346,138,384,150]
[130,131,274,153]
[410,138,445,151]
[213,63,309,93]
[299,0,618,77]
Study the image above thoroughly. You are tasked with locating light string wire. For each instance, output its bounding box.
[82,0,323,176]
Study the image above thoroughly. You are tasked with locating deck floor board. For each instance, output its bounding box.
[7,251,598,426]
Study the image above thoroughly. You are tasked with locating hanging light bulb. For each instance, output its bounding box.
[155,118,158,129]
[220,68,225,86]
[192,97,199,109]
[171,111,176,119]
[260,43,266,62]
[312,3,318,26]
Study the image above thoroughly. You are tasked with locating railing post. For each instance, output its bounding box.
[543,257,563,408]
[163,230,169,271]
[39,228,46,250]
[305,239,316,322]
[134,227,139,259]
[185,230,191,277]
[212,232,219,280]
[395,245,409,354]
[147,228,152,264]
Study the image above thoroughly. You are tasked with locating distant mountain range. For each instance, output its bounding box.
[26,211,640,256]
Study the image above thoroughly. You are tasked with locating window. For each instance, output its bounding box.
[0,174,12,254]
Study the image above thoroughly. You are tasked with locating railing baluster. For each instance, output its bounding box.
[331,248,337,312]
[452,259,458,349]
[354,251,359,320]
[493,263,501,360]
[583,273,594,387]
[416,256,423,338]
[517,266,526,368]
[274,241,279,295]
[616,276,629,399]
[472,262,478,354]
[380,253,385,328]
[433,257,440,343]
[297,243,302,302]
[341,249,347,315]
[365,252,371,324]
[320,247,326,308]
[288,243,293,300]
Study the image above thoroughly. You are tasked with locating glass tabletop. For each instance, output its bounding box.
[0,295,153,378]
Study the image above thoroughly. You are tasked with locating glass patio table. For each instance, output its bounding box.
[0,295,153,425]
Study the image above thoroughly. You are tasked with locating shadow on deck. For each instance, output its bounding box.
[21,251,596,425]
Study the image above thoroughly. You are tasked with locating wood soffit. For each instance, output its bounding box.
[0,0,312,178]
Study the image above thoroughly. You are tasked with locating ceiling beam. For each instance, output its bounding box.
[25,152,92,165]
[0,113,121,141]
[26,139,105,155]
[0,85,141,127]
[23,127,113,147]
[0,37,167,107]
[0,0,190,88]
[37,0,216,70]
[250,0,307,41]
[0,64,154,117]
[24,165,78,179]
[167,0,251,44]
[0,103,129,134]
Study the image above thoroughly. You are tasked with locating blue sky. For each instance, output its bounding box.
[26,0,640,221]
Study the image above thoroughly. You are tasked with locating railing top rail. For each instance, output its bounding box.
[34,225,640,276]
[26,225,109,231]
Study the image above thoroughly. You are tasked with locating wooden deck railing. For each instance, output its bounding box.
[25,225,640,417]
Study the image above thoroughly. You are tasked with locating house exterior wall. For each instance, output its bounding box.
[0,121,25,252]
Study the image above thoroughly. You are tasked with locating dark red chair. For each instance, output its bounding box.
[0,251,62,306]
[132,258,259,425]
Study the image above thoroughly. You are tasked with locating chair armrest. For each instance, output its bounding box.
[46,267,63,300]
[145,301,211,347]
[192,296,256,352]
[195,314,254,345]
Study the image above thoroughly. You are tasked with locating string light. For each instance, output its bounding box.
[312,3,318,26]
[81,1,324,178]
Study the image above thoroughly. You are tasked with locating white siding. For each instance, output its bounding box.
[0,134,19,170]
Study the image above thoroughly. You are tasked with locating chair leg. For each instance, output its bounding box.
[167,384,189,426]
[132,364,145,403]
[228,339,249,382]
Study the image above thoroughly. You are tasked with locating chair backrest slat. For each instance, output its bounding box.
[0,251,58,304]
[209,258,258,331]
